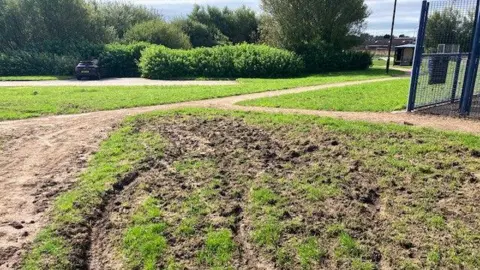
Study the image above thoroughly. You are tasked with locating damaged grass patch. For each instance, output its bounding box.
[23,108,480,269]
[22,119,165,270]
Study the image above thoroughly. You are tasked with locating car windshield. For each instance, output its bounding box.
[79,61,94,65]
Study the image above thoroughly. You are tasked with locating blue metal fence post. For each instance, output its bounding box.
[407,0,429,112]
[450,54,463,103]
[460,0,480,116]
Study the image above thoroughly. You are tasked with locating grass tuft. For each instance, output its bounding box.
[123,197,167,270]
[335,233,363,258]
[199,229,236,268]
[252,188,280,206]
[297,238,325,269]
[22,229,72,270]
[252,217,283,248]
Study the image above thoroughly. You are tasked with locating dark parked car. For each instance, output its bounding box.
[75,60,101,80]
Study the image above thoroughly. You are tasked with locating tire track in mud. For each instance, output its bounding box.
[86,116,290,269]
[83,116,388,269]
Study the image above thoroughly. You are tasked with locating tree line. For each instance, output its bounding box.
[0,0,376,77]
[0,0,262,52]
[0,0,371,53]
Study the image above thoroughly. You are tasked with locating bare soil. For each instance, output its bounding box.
[2,77,480,268]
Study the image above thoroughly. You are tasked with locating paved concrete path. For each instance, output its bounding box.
[0,77,237,87]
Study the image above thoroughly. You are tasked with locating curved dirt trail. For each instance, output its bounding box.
[1,76,480,268]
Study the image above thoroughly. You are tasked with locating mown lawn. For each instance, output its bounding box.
[0,68,403,121]
[239,78,410,112]
[0,76,71,81]
[24,108,480,270]
[372,59,387,69]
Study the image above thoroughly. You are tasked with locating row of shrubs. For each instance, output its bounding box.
[0,51,78,76]
[99,42,151,77]
[0,42,149,77]
[297,43,373,73]
[0,43,372,78]
[139,44,305,79]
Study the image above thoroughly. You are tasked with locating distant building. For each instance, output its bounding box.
[363,37,416,55]
[394,44,416,66]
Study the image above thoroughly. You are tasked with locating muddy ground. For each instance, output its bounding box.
[30,113,480,269]
[0,118,113,269]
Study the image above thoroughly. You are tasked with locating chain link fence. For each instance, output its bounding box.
[409,0,480,118]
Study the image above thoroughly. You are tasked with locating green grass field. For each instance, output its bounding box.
[239,78,410,112]
[23,108,480,270]
[0,68,404,121]
[372,58,411,70]
[372,59,387,69]
[0,76,71,81]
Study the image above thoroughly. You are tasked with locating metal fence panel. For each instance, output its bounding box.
[409,0,480,117]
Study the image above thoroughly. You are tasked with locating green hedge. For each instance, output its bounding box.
[0,41,106,76]
[98,42,152,78]
[0,51,78,76]
[0,42,152,77]
[139,44,305,79]
[297,43,372,73]
[0,42,371,78]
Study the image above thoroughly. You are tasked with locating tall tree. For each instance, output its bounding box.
[258,14,283,48]
[172,18,229,47]
[124,20,192,49]
[188,5,259,45]
[425,8,475,52]
[0,0,112,52]
[20,0,105,43]
[91,1,161,40]
[228,6,260,43]
[260,0,369,50]
[0,0,27,50]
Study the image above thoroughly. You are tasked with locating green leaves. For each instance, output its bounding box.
[261,0,369,51]
[140,44,305,79]
[98,42,152,78]
[124,20,192,49]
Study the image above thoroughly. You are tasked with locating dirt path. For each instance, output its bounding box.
[1,76,480,268]
[0,77,236,87]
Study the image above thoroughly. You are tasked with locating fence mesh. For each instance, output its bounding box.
[413,0,480,117]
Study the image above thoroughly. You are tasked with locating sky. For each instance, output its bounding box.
[130,0,423,36]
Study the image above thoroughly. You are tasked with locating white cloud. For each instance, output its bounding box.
[365,0,422,35]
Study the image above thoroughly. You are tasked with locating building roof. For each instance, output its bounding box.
[395,44,416,48]
[364,37,416,50]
